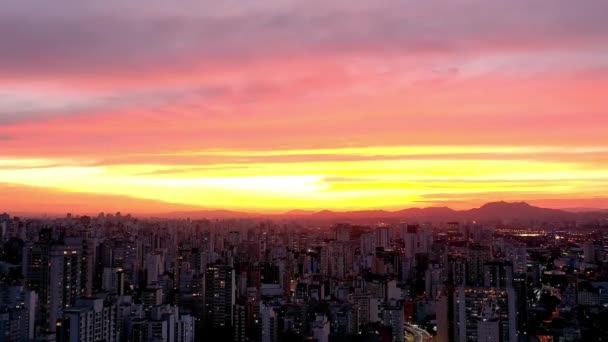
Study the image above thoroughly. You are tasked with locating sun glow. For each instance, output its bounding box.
[2,144,607,212]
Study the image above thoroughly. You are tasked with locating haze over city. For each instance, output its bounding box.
[2,0,608,214]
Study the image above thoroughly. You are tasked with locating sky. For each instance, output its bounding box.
[1,0,608,214]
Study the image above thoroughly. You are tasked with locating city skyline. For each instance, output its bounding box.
[2,1,608,213]
[3,2,608,341]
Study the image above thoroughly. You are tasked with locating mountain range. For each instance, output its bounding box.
[162,201,608,223]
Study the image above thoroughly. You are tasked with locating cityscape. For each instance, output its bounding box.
[2,0,608,341]
[1,204,608,341]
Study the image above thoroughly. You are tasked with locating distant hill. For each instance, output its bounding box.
[462,201,574,222]
[160,201,608,223]
[161,209,257,219]
[561,207,608,213]
[284,209,317,216]
[282,201,608,222]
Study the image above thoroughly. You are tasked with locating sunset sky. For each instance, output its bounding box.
[2,1,608,214]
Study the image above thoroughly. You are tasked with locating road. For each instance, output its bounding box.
[404,323,433,342]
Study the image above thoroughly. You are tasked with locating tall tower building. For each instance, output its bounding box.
[0,213,10,242]
[360,233,376,256]
[506,245,527,275]
[233,302,247,342]
[436,290,454,342]
[467,244,492,286]
[376,226,390,250]
[483,261,513,289]
[381,301,404,342]
[477,318,500,342]
[0,285,37,341]
[352,294,380,332]
[102,267,125,295]
[205,264,236,330]
[454,287,517,342]
[23,241,82,332]
[260,303,278,342]
[145,253,164,286]
[401,224,429,259]
[335,223,352,242]
[583,241,596,263]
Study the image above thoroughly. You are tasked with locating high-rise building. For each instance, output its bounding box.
[335,224,352,242]
[512,273,528,335]
[353,294,379,332]
[260,303,278,342]
[233,302,247,342]
[401,224,430,260]
[381,301,404,342]
[116,295,143,342]
[506,245,527,275]
[0,213,10,242]
[376,226,390,250]
[312,314,330,342]
[146,305,195,342]
[436,290,453,342]
[65,237,95,298]
[175,313,195,342]
[467,244,492,286]
[102,267,125,295]
[0,285,37,341]
[61,297,117,342]
[330,305,355,337]
[23,240,82,332]
[483,261,513,289]
[145,253,164,286]
[360,233,376,257]
[583,241,596,263]
[454,287,517,342]
[205,264,236,329]
[477,318,500,342]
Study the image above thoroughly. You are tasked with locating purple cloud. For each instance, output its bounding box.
[1,0,607,78]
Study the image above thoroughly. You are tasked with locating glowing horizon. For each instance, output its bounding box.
[2,1,608,214]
